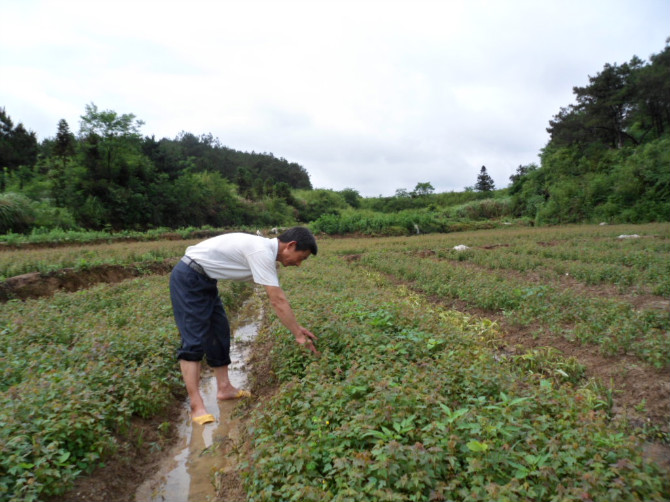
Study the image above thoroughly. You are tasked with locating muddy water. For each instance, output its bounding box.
[135,295,261,502]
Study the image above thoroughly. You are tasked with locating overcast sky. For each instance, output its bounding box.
[1,0,668,197]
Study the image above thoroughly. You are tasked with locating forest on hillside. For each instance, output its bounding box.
[1,41,668,235]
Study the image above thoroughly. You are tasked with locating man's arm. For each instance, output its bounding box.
[264,285,318,355]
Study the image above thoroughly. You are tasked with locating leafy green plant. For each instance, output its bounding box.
[0,274,251,501]
[239,249,669,501]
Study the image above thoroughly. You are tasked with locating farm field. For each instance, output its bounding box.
[0,223,669,501]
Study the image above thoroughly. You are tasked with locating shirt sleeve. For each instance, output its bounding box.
[246,249,280,287]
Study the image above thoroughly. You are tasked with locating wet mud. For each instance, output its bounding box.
[135,296,261,502]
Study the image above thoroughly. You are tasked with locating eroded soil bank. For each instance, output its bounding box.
[0,260,176,302]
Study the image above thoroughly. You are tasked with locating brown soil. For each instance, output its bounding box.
[0,260,177,302]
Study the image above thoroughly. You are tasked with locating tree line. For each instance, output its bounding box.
[1,40,668,234]
[508,41,669,224]
[0,103,312,232]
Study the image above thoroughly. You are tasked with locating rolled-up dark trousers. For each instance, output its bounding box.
[169,259,231,367]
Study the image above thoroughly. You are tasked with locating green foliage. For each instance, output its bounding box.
[294,189,349,223]
[310,207,510,236]
[28,199,78,230]
[339,188,361,208]
[0,108,38,172]
[0,275,252,501]
[241,248,669,501]
[450,197,512,220]
[412,181,434,197]
[511,42,670,225]
[520,137,670,225]
[0,192,35,234]
[0,104,314,233]
[160,171,244,228]
[310,209,444,235]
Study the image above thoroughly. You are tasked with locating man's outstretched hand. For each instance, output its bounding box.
[295,326,319,355]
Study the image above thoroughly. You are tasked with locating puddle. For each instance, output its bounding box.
[135,294,262,502]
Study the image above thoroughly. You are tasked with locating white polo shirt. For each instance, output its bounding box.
[184,233,280,287]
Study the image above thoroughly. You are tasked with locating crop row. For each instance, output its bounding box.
[326,223,670,296]
[317,224,670,367]
[435,242,669,297]
[0,274,251,502]
[240,249,669,501]
[359,251,668,368]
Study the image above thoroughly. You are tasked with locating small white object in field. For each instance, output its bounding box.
[618,234,640,239]
[599,222,608,226]
[453,245,470,251]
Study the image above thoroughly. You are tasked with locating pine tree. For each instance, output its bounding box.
[475,166,495,192]
[54,119,76,166]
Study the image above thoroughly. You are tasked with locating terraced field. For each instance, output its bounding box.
[1,223,668,501]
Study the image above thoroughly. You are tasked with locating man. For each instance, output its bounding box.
[169,226,318,425]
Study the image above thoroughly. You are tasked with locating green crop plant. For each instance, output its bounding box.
[0,274,251,502]
[239,247,669,501]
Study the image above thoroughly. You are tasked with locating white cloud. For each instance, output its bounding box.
[1,0,667,196]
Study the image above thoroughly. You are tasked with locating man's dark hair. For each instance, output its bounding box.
[278,226,318,256]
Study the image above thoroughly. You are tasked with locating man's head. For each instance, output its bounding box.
[276,226,317,267]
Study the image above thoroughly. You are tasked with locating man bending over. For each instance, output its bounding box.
[169,226,318,424]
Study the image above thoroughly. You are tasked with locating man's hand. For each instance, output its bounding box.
[264,285,319,356]
[295,326,319,355]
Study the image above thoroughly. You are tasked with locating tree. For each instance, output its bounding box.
[631,42,670,139]
[508,163,538,195]
[340,187,361,208]
[79,103,144,139]
[53,119,76,163]
[544,48,670,151]
[79,103,144,178]
[572,60,641,149]
[0,108,38,171]
[412,182,434,197]
[475,166,495,192]
[8,124,38,169]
